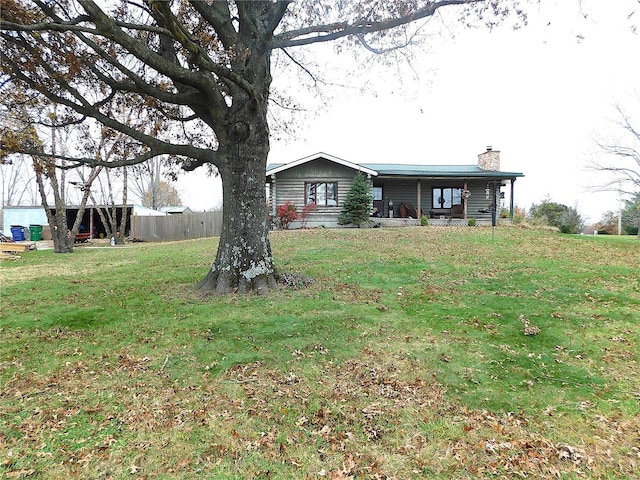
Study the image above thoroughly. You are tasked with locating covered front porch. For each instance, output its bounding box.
[369,177,518,225]
[362,147,523,226]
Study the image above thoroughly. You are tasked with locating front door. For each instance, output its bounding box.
[373,186,383,217]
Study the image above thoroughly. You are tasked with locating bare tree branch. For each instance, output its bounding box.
[272,0,477,49]
[281,48,319,86]
[591,101,640,196]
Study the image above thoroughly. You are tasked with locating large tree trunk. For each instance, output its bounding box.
[198,105,277,294]
[51,207,73,253]
[198,153,277,295]
[197,13,279,295]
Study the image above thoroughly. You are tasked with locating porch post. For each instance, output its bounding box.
[416,179,422,219]
[367,174,374,216]
[463,180,468,219]
[510,178,515,219]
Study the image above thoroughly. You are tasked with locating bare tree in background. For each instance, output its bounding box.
[593,104,640,197]
[130,158,162,210]
[592,102,640,238]
[89,166,129,245]
[142,180,182,209]
[33,121,102,252]
[0,85,39,207]
[0,155,38,207]
[1,99,99,251]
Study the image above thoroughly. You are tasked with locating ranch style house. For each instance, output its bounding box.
[265,147,524,228]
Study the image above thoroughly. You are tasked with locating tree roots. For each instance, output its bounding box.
[196,269,314,296]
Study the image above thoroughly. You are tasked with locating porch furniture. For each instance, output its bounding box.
[451,204,464,218]
[399,203,418,218]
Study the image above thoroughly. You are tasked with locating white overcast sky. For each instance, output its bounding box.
[178,0,640,223]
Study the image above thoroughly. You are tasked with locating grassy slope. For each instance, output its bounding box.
[1,227,638,479]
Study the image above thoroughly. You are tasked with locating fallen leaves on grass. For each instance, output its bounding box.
[520,314,541,336]
[2,346,639,479]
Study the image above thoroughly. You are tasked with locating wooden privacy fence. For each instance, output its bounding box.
[131,211,223,242]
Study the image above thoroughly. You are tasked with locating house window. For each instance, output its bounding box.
[432,187,462,208]
[373,186,383,201]
[306,182,338,206]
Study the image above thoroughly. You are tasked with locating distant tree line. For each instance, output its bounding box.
[525,195,639,236]
[529,199,584,234]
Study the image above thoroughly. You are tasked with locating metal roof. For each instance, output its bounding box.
[360,163,524,178]
[266,155,524,179]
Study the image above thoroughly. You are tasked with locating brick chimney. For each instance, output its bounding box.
[478,146,500,171]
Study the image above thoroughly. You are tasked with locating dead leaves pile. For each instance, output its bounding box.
[519,314,541,336]
[2,346,639,479]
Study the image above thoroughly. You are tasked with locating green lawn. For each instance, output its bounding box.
[1,227,639,479]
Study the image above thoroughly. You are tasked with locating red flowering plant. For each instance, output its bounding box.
[276,200,298,229]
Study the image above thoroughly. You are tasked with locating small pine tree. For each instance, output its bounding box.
[338,173,372,227]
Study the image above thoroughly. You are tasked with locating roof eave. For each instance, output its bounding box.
[266,152,378,177]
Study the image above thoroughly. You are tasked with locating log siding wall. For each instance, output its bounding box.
[268,159,373,228]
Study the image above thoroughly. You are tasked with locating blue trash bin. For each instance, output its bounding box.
[10,226,25,242]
